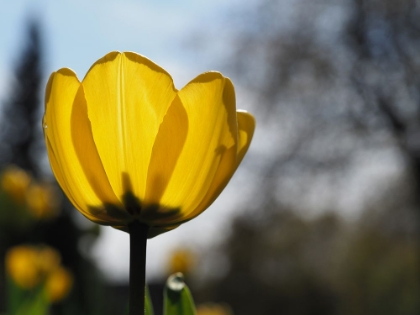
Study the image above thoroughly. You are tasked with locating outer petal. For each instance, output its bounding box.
[142,72,238,224]
[181,110,256,222]
[44,69,124,224]
[82,52,177,203]
[143,96,188,208]
[235,110,256,166]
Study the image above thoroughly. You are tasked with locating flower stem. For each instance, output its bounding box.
[129,221,149,315]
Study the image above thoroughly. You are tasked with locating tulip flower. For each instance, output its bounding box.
[43,51,255,314]
[43,51,254,236]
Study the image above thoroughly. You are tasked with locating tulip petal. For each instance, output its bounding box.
[236,110,256,166]
[45,138,117,225]
[44,69,123,224]
[143,95,188,207]
[147,73,238,224]
[181,110,256,222]
[44,136,82,217]
[82,52,177,203]
[71,86,128,221]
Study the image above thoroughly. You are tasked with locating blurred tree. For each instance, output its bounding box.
[207,209,340,315]
[344,0,420,205]
[194,0,420,313]
[0,19,43,175]
[336,176,420,315]
[224,0,420,226]
[338,227,420,315]
[199,197,420,315]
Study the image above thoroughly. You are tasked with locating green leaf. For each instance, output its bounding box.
[15,289,49,315]
[145,286,154,315]
[164,273,196,315]
[124,285,154,315]
[7,277,49,315]
[7,276,26,315]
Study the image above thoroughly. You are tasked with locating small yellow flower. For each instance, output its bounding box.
[37,246,61,275]
[168,249,195,275]
[5,245,73,302]
[6,246,41,289]
[197,303,233,315]
[43,51,255,237]
[26,183,59,219]
[1,166,31,203]
[45,266,73,303]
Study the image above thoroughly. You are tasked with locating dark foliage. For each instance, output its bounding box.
[0,19,43,175]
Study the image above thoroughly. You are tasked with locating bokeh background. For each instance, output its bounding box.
[1,0,420,314]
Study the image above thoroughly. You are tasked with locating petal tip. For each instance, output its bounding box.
[56,67,78,78]
[237,110,256,123]
[122,51,175,85]
[189,71,225,85]
[83,51,122,80]
[45,68,80,109]
[103,51,122,59]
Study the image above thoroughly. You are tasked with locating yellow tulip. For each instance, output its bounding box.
[43,51,255,237]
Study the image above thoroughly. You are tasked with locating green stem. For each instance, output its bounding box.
[129,221,149,315]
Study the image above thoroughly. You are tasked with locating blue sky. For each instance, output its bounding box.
[0,0,246,98]
[0,0,257,281]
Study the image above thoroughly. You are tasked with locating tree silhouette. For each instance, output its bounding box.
[0,19,43,175]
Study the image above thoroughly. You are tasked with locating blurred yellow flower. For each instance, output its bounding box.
[45,266,73,303]
[43,51,255,237]
[168,249,195,276]
[37,246,61,275]
[5,245,73,302]
[1,166,31,203]
[197,303,233,315]
[6,246,40,289]
[26,183,59,219]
